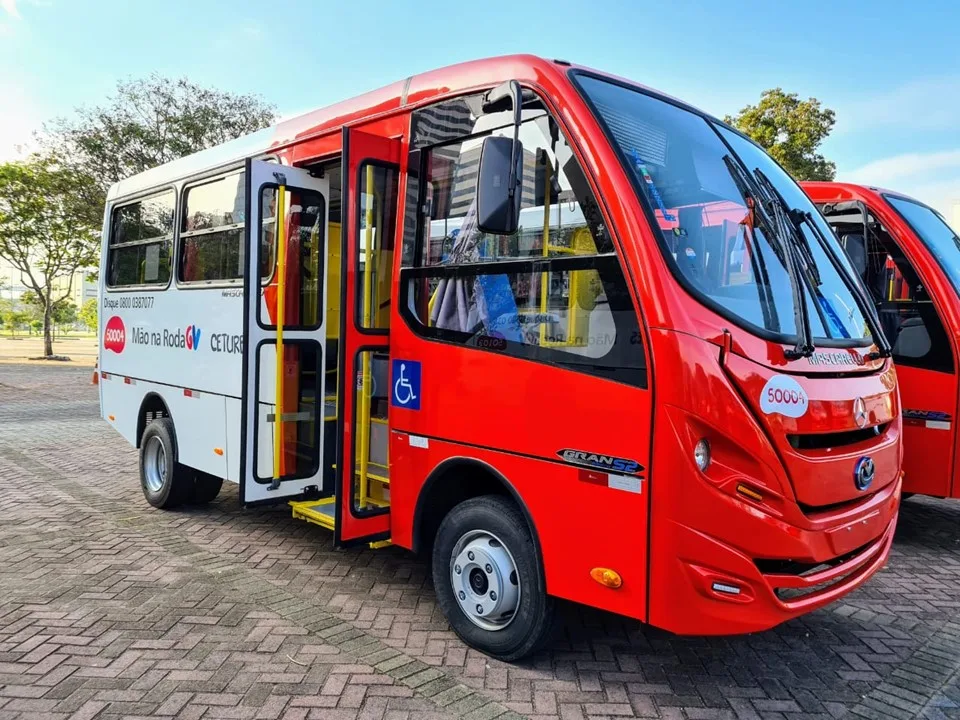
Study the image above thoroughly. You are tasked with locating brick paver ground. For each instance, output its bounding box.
[1,362,959,720]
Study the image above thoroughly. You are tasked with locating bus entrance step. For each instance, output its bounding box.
[290,498,336,531]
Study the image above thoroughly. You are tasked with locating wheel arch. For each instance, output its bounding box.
[411,457,543,568]
[136,392,173,448]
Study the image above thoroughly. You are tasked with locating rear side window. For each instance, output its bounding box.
[179,171,247,283]
[107,190,175,288]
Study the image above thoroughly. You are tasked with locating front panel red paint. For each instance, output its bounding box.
[387,318,652,619]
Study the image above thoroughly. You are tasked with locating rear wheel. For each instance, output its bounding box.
[139,417,192,509]
[432,495,554,661]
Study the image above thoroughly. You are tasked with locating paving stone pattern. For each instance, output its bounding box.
[1,363,959,719]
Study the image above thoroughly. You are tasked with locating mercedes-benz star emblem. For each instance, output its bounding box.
[853,396,867,429]
[854,456,876,491]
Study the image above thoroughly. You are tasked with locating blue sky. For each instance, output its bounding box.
[1,0,958,219]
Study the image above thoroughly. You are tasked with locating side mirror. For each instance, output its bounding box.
[476,135,524,235]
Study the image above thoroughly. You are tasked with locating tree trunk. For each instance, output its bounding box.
[43,295,53,357]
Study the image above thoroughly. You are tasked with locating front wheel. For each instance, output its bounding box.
[139,417,192,509]
[431,495,554,661]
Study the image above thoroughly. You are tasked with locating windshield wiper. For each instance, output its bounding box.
[722,155,814,359]
[752,170,892,359]
[798,207,892,358]
[751,171,839,344]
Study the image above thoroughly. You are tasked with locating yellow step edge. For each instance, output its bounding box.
[290,498,336,531]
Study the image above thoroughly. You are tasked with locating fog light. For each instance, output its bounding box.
[711,581,741,595]
[694,438,711,472]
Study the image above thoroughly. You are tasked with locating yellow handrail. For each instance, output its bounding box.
[358,166,375,509]
[539,156,552,346]
[273,186,287,480]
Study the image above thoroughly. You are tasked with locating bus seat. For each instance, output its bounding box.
[892,316,930,359]
[840,233,867,280]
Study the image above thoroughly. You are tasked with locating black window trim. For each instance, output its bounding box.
[177,167,252,289]
[398,253,647,389]
[353,158,400,337]
[401,86,649,389]
[568,68,874,350]
[254,181,326,333]
[105,185,178,292]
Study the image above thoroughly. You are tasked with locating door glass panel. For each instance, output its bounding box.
[352,350,390,513]
[255,340,323,482]
[258,186,326,330]
[357,164,399,330]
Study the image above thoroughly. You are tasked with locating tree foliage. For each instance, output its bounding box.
[21,290,77,326]
[79,297,98,332]
[43,74,277,213]
[0,156,99,355]
[725,88,837,181]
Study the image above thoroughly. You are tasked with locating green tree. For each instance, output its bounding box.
[0,157,99,356]
[79,297,98,333]
[43,74,277,221]
[725,88,837,181]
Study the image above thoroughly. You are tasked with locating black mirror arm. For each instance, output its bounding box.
[483,80,523,202]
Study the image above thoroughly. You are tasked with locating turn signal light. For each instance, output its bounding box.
[736,483,763,502]
[214,448,224,456]
[590,567,623,589]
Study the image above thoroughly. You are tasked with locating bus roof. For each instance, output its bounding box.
[106,54,720,203]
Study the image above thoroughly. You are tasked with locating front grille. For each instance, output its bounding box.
[787,423,886,451]
[756,541,871,577]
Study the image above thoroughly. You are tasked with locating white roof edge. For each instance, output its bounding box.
[106,125,277,203]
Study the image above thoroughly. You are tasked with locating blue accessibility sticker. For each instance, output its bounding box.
[391,359,421,410]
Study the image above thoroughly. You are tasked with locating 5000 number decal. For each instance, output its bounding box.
[760,374,809,418]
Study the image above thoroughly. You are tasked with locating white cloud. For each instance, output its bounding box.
[842,149,960,186]
[839,149,960,219]
[0,78,43,161]
[833,76,960,134]
[0,0,20,18]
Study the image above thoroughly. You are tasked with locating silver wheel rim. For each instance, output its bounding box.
[450,529,520,631]
[143,436,167,493]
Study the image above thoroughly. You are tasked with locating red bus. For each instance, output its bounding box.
[805,182,960,500]
[100,56,902,661]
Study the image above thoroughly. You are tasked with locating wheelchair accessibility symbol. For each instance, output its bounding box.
[391,359,421,410]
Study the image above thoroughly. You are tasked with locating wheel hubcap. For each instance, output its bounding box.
[143,436,166,493]
[450,530,520,631]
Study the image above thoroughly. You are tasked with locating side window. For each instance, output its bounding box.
[179,171,251,284]
[107,190,175,288]
[401,105,645,387]
[256,186,326,330]
[357,163,399,330]
[823,207,953,373]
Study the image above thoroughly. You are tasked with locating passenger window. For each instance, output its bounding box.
[357,163,399,330]
[107,190,175,288]
[180,171,259,283]
[402,106,645,387]
[257,186,326,330]
[822,206,953,373]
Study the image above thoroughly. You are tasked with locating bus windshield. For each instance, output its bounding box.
[575,74,871,345]
[886,194,960,297]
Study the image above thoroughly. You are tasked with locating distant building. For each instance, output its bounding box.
[0,258,97,308]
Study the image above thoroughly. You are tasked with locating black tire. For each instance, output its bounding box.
[139,417,191,509]
[431,495,554,661]
[191,471,223,504]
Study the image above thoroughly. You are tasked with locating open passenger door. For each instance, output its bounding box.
[334,128,402,546]
[240,159,331,505]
